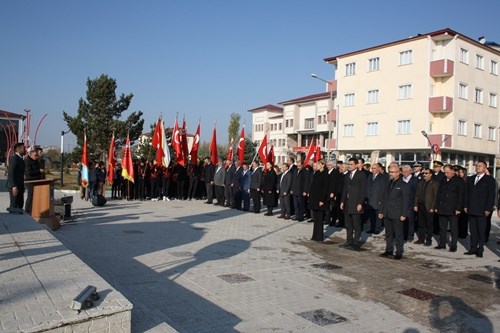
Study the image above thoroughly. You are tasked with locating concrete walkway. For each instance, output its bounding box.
[1,183,499,332]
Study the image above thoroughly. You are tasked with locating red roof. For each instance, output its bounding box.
[279,92,330,105]
[0,109,26,119]
[324,28,500,63]
[247,104,283,113]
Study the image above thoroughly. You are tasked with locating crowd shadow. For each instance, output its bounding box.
[54,204,251,332]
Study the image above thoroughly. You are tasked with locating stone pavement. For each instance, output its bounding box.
[48,192,499,333]
[1,185,499,333]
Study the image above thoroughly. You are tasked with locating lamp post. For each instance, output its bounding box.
[311,73,335,161]
[421,131,434,166]
[60,130,71,187]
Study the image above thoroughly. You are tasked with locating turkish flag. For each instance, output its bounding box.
[172,118,182,163]
[267,144,275,165]
[190,121,200,164]
[257,134,268,164]
[305,138,316,162]
[237,127,245,164]
[210,126,218,164]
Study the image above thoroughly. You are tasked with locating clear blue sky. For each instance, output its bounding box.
[1,0,499,151]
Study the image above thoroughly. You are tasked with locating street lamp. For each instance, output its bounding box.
[421,131,434,165]
[310,73,336,161]
[60,130,71,187]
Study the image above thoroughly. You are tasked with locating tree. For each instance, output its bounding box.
[228,113,240,144]
[63,74,144,161]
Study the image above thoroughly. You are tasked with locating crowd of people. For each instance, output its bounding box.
[7,140,499,261]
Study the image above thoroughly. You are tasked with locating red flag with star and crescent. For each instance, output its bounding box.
[237,127,245,164]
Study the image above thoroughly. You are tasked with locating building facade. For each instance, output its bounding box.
[249,28,500,175]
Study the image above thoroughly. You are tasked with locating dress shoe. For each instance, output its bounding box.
[424,241,432,247]
[351,245,361,251]
[339,242,352,248]
[307,218,314,223]
[277,215,285,219]
[449,247,457,252]
[434,245,446,250]
[476,252,483,258]
[380,251,393,257]
[394,254,402,260]
[264,212,272,216]
[463,250,477,255]
[284,216,290,220]
[413,239,425,245]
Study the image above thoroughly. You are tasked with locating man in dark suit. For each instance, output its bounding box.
[340,157,367,251]
[7,143,27,212]
[464,161,496,257]
[335,162,348,227]
[231,160,243,209]
[379,163,410,259]
[241,163,252,211]
[434,164,465,252]
[213,160,226,205]
[366,162,389,234]
[287,156,297,216]
[325,160,341,226]
[250,161,263,213]
[224,160,235,207]
[413,167,439,246]
[277,163,292,219]
[203,157,215,204]
[24,148,44,215]
[291,160,308,221]
[401,165,419,241]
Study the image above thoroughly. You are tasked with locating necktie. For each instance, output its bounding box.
[350,172,354,180]
[474,176,480,185]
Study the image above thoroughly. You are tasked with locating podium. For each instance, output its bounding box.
[24,179,60,231]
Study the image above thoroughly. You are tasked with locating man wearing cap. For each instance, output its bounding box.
[412,162,423,181]
[432,161,445,183]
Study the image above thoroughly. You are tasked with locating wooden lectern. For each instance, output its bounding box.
[24,179,60,231]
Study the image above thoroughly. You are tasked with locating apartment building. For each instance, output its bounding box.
[249,28,500,174]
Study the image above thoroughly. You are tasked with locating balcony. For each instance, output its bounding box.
[325,138,337,149]
[430,59,454,78]
[428,134,452,148]
[327,109,337,122]
[429,96,453,114]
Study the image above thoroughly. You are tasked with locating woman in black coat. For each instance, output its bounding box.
[261,162,278,216]
[309,160,329,241]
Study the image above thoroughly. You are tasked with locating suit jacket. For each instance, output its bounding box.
[291,168,308,195]
[414,179,439,213]
[25,156,43,181]
[278,170,292,196]
[261,169,277,207]
[381,178,410,219]
[366,172,389,210]
[204,163,215,183]
[232,166,243,191]
[241,170,251,192]
[465,174,496,216]
[327,168,341,201]
[225,164,235,186]
[7,154,25,190]
[341,170,367,214]
[403,175,419,214]
[213,166,226,186]
[250,167,263,190]
[309,169,329,210]
[435,175,465,215]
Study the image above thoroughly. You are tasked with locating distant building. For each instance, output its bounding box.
[249,28,500,174]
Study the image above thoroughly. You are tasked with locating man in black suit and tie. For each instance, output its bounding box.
[325,160,341,226]
[277,163,292,219]
[340,157,367,251]
[464,161,496,257]
[290,160,308,221]
[379,163,410,259]
[366,162,389,234]
[203,157,215,204]
[232,160,243,209]
[7,143,27,212]
[434,164,465,252]
[250,161,263,213]
[224,160,235,207]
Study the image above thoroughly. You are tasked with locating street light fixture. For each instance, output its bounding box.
[310,73,336,161]
[60,130,71,187]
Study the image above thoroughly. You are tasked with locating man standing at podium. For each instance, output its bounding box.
[7,143,26,213]
[24,147,44,215]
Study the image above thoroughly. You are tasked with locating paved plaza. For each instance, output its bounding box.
[2,186,500,332]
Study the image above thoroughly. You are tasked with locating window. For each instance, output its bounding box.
[290,119,294,127]
[366,122,378,136]
[367,89,379,104]
[285,120,289,127]
[489,93,498,107]
[344,93,355,106]
[491,60,498,75]
[278,123,282,131]
[488,127,496,141]
[345,62,356,76]
[368,57,380,71]
[458,120,467,135]
[458,83,468,99]
[344,124,354,137]
[474,124,482,138]
[398,84,412,99]
[399,50,412,65]
[475,88,483,104]
[476,54,484,70]
[397,120,411,134]
[317,115,327,124]
[304,118,314,129]
[460,48,469,64]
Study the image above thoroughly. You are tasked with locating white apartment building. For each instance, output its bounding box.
[249,28,500,175]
